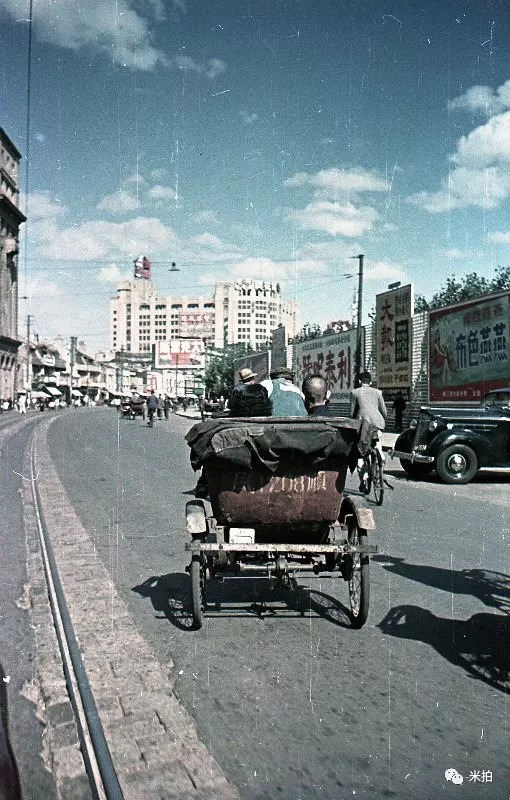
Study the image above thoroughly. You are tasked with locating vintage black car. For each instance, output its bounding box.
[391,388,510,484]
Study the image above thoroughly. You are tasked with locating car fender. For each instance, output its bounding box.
[394,428,414,453]
[427,429,484,461]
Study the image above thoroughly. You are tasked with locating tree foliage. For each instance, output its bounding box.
[415,265,510,312]
[204,342,255,396]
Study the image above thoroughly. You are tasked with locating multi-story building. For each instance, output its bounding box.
[109,280,215,354]
[213,280,299,349]
[0,129,26,402]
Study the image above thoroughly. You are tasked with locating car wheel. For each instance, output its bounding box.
[436,444,478,484]
[400,460,433,478]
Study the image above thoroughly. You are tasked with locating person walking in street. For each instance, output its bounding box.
[17,393,27,414]
[350,371,387,492]
[163,395,172,420]
[147,390,158,427]
[392,390,407,432]
[302,374,333,416]
[260,367,307,417]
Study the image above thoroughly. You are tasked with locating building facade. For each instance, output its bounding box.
[0,129,26,403]
[213,280,299,350]
[109,280,216,354]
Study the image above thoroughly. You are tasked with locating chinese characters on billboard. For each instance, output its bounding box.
[293,329,360,404]
[429,292,509,402]
[376,285,414,397]
[155,339,205,370]
[178,310,214,338]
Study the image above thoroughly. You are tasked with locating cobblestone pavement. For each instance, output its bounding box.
[22,415,240,800]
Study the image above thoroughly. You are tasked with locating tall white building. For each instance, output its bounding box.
[213,280,299,349]
[109,280,216,354]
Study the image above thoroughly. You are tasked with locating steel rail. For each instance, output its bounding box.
[29,435,124,800]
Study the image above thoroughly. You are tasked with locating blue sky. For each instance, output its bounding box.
[1,0,510,352]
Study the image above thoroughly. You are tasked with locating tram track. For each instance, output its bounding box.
[28,422,123,800]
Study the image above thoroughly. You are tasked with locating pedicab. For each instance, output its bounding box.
[185,416,377,630]
[128,394,146,420]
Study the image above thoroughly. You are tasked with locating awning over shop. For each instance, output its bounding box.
[45,386,62,396]
[71,389,83,397]
[31,390,50,399]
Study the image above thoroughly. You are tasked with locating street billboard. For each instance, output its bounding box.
[429,291,509,402]
[293,328,359,405]
[271,325,287,370]
[233,351,270,383]
[376,284,414,393]
[154,338,205,370]
[178,310,214,338]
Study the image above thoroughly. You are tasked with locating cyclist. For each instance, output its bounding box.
[350,371,387,492]
[146,390,158,427]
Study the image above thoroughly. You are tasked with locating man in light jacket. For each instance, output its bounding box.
[350,371,387,491]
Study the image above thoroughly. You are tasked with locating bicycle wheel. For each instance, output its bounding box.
[190,556,204,629]
[363,455,372,495]
[372,449,384,506]
[347,524,370,628]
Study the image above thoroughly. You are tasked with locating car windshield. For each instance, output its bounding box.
[482,392,510,409]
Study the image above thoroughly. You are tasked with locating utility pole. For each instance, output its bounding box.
[69,336,77,405]
[351,254,364,383]
[26,314,32,401]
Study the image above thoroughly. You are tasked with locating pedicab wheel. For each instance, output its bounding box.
[372,449,384,506]
[347,525,370,628]
[190,555,204,629]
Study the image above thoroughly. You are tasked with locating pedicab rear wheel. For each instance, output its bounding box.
[190,555,204,629]
[347,524,370,628]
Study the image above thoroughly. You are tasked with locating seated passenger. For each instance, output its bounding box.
[260,367,307,417]
[229,368,270,417]
[302,374,333,416]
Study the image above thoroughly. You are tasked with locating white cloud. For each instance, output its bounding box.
[192,233,240,251]
[363,260,407,282]
[147,184,176,201]
[0,0,167,71]
[174,55,226,79]
[149,168,169,181]
[288,201,380,237]
[97,263,131,282]
[449,80,510,115]
[487,231,510,244]
[195,210,220,224]
[25,191,66,220]
[199,256,328,286]
[285,168,389,195]
[33,215,178,261]
[240,110,258,125]
[409,109,510,212]
[96,189,138,213]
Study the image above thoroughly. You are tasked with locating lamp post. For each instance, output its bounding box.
[350,254,364,382]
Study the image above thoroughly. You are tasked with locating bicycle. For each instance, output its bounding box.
[358,439,384,506]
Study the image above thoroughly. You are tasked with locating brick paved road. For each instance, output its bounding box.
[39,408,509,800]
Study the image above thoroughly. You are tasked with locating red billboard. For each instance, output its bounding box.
[155,339,205,370]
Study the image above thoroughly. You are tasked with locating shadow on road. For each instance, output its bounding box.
[132,572,354,630]
[378,604,510,694]
[373,555,510,612]
[0,661,22,800]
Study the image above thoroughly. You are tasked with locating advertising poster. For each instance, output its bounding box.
[155,338,205,370]
[429,292,509,402]
[178,310,214,338]
[233,351,270,382]
[376,284,414,392]
[293,329,360,405]
[271,325,287,371]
